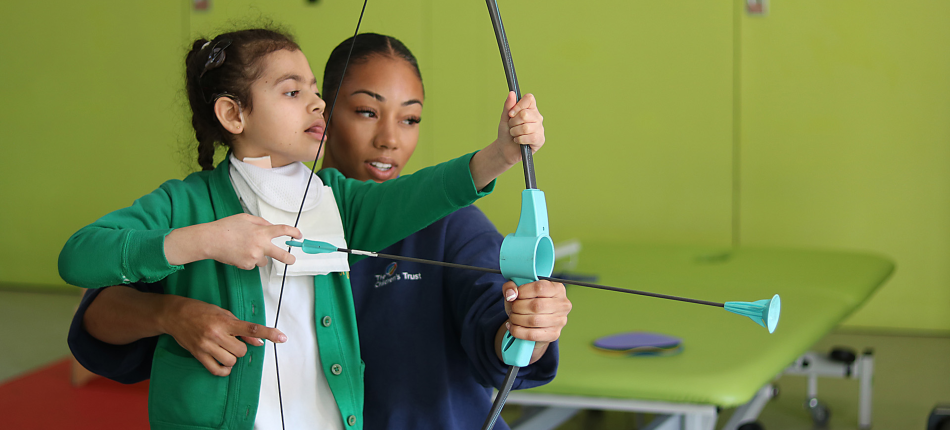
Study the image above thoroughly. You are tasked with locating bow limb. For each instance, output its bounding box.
[482,1,555,429]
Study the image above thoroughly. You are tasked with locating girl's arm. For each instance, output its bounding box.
[163,213,301,269]
[469,92,545,190]
[59,180,301,288]
[328,92,546,256]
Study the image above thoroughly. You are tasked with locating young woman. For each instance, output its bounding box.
[67,32,569,430]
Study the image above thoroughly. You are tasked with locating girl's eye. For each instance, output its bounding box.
[285,90,300,97]
[356,109,377,118]
[403,117,421,125]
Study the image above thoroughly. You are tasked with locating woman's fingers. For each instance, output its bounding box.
[239,336,265,347]
[512,280,566,299]
[506,324,563,343]
[510,297,573,316]
[503,279,572,343]
[231,320,287,344]
[218,333,249,360]
[195,351,233,377]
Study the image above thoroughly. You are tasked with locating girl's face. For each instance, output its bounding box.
[233,49,327,167]
[322,54,424,182]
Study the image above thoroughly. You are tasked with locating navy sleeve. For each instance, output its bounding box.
[67,283,161,384]
[443,206,558,390]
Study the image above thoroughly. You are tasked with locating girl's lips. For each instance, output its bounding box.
[305,126,326,140]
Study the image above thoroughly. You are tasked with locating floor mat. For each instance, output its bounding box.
[0,357,148,429]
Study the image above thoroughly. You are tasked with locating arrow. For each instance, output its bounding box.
[286,239,782,333]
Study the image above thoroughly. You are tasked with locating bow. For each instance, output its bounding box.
[479,0,554,428]
[279,1,782,429]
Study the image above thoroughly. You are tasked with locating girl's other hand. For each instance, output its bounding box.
[496,91,545,165]
[469,92,546,190]
[161,295,287,377]
[165,213,302,269]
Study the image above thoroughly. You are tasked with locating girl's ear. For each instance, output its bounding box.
[214,97,244,135]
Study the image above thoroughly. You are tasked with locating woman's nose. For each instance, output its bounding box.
[374,120,399,150]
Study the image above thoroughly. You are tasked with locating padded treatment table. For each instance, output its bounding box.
[507,242,894,430]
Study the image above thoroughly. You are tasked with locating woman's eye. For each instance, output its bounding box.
[403,117,421,125]
[285,90,300,97]
[356,109,376,118]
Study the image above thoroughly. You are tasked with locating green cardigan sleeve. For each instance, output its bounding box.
[58,180,187,289]
[321,151,495,258]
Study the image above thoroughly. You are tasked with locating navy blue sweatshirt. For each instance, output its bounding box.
[68,205,558,430]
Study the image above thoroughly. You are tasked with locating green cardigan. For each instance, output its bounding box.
[59,152,493,430]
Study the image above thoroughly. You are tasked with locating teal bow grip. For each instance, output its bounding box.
[499,189,555,367]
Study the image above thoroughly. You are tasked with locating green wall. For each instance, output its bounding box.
[1,0,946,331]
[739,1,950,330]
[0,1,188,291]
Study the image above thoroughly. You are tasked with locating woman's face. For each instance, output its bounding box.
[322,54,424,182]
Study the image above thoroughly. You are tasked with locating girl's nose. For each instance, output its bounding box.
[310,93,326,114]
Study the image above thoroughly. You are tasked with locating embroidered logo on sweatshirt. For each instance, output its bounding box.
[374,262,422,288]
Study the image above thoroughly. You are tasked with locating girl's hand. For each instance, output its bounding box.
[496,92,545,165]
[165,213,302,269]
[496,279,572,364]
[469,92,546,190]
[161,295,287,376]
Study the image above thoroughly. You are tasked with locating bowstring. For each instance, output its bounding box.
[272,1,368,428]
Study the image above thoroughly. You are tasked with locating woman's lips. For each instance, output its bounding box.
[365,160,397,181]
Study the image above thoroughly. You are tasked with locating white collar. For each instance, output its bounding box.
[229,154,323,213]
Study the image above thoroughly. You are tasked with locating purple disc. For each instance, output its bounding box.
[593,332,682,351]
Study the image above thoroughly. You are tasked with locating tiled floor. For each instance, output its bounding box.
[4,289,949,429]
[0,290,80,383]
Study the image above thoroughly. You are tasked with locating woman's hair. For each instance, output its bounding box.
[322,33,423,105]
[185,28,300,170]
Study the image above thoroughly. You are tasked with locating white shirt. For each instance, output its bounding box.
[229,155,348,430]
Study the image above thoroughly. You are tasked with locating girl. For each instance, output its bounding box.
[58,28,545,430]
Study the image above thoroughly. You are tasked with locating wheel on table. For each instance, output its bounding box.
[805,397,831,427]
[737,422,765,430]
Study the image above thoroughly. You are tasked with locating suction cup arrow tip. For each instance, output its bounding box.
[724,294,781,333]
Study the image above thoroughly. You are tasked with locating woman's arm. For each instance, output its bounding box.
[68,285,161,384]
[81,285,287,377]
[441,207,567,389]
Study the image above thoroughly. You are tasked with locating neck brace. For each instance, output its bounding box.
[229,154,349,277]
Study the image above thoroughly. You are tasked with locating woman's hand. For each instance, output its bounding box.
[160,295,287,376]
[496,279,572,364]
[164,213,302,269]
[470,92,546,190]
